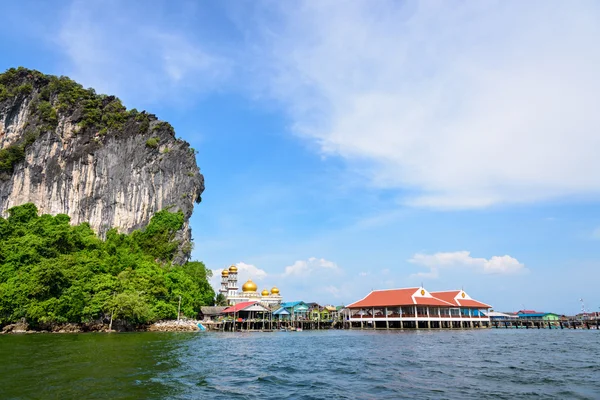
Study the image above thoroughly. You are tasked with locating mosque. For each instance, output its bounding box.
[219,265,283,306]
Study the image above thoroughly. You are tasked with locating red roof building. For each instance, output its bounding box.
[222,301,260,313]
[221,301,272,321]
[430,290,492,308]
[347,287,492,330]
[222,301,271,313]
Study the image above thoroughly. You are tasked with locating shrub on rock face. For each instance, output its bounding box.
[145,137,159,148]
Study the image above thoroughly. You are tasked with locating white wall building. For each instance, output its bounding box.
[220,265,283,306]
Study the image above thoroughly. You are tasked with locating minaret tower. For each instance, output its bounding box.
[219,270,229,296]
[227,265,238,298]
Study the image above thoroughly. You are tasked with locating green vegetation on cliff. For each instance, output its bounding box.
[0,67,179,180]
[0,203,214,328]
[0,67,161,134]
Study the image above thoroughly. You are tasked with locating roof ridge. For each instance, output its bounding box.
[430,290,461,293]
[346,291,373,308]
[373,287,420,292]
[428,296,457,306]
[457,299,493,308]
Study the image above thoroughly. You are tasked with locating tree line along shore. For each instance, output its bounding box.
[0,203,215,333]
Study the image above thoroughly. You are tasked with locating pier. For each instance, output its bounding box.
[203,319,344,332]
[491,318,600,330]
[199,316,600,332]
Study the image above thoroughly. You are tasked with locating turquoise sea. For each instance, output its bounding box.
[1,329,599,399]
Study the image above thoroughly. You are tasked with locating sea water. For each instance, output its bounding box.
[1,329,599,399]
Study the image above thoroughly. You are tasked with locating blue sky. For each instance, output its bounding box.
[2,0,600,314]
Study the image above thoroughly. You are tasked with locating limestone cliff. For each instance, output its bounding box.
[0,67,204,264]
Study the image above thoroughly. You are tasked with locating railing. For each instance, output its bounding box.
[350,314,490,319]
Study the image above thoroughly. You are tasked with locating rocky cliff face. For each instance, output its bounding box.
[0,67,204,264]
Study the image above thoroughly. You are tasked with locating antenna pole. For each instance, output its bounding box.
[177,295,181,321]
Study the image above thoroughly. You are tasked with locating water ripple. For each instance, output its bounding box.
[1,330,600,399]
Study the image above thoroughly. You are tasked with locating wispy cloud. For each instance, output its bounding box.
[323,285,341,298]
[240,1,600,209]
[57,0,230,104]
[408,251,527,278]
[54,1,600,209]
[283,257,340,277]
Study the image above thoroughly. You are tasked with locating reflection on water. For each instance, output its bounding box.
[0,333,192,399]
[1,330,599,399]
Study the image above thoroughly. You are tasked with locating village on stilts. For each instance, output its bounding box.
[194,265,596,332]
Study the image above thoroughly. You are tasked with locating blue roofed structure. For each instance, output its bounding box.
[273,307,291,321]
[517,312,560,320]
[281,301,305,308]
[280,301,309,320]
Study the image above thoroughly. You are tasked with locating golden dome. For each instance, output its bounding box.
[261,289,269,296]
[228,265,238,273]
[271,287,280,295]
[242,279,257,292]
[221,270,229,276]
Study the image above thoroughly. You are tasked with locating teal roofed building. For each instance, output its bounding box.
[273,307,291,321]
[280,301,309,321]
[517,311,560,321]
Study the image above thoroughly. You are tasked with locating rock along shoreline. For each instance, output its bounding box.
[1,320,204,334]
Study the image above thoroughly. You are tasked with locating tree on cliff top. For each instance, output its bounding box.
[0,203,214,328]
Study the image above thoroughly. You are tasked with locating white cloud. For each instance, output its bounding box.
[244,1,600,208]
[283,257,341,277]
[382,279,396,288]
[323,285,341,298]
[57,0,230,104]
[411,270,440,279]
[210,262,268,291]
[208,258,342,299]
[409,251,526,278]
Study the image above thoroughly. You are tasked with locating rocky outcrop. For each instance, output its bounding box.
[148,320,201,332]
[0,68,203,263]
[1,322,29,333]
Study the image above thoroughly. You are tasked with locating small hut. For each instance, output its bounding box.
[199,306,228,321]
[222,301,272,321]
[273,307,291,321]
